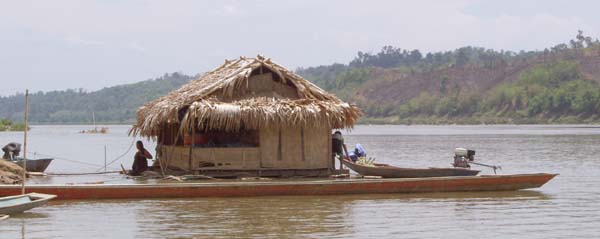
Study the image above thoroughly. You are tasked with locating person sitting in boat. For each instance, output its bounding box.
[332,131,350,161]
[131,141,153,176]
[348,143,367,162]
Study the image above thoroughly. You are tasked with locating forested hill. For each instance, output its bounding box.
[0,73,193,124]
[3,31,600,124]
[298,31,600,124]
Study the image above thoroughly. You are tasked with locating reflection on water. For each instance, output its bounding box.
[0,191,553,239]
[1,125,600,238]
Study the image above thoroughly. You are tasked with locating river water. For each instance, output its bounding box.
[0,125,599,238]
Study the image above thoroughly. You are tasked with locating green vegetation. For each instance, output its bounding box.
[396,61,600,122]
[0,73,193,124]
[297,42,546,120]
[0,119,27,131]
[298,45,531,94]
[297,31,600,124]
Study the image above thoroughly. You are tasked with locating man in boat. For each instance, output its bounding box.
[332,131,350,161]
[131,141,153,176]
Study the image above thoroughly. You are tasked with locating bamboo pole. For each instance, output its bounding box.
[92,111,96,132]
[328,130,333,173]
[21,89,29,195]
[104,145,107,172]
[188,121,195,173]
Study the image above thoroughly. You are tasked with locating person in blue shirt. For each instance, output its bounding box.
[348,143,367,162]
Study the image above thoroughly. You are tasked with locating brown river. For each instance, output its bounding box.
[0,125,599,238]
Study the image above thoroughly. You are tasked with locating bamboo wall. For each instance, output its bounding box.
[157,146,260,170]
[157,126,330,172]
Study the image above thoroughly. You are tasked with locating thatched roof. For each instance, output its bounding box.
[130,55,361,137]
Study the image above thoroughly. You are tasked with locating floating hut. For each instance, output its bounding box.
[130,55,361,177]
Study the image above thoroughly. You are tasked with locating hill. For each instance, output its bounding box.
[0,72,193,124]
[297,31,600,124]
[2,31,600,124]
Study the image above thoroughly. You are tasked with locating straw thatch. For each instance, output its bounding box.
[0,160,24,184]
[130,55,361,137]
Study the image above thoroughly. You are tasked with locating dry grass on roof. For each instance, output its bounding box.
[179,97,361,132]
[130,55,362,137]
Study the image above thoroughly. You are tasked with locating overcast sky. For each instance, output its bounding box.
[1,0,599,96]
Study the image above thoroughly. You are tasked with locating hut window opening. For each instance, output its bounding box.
[182,130,259,148]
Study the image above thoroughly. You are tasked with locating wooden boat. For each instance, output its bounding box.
[0,193,56,215]
[0,174,557,200]
[341,159,480,178]
[9,158,54,173]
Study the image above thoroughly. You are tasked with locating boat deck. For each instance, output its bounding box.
[0,173,557,200]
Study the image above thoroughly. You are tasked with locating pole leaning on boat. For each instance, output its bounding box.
[21,89,29,195]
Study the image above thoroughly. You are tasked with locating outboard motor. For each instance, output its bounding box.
[453,148,501,174]
[2,142,22,160]
[453,148,475,168]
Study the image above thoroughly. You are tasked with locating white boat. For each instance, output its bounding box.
[0,193,56,215]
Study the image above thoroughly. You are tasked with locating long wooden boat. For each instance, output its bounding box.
[341,159,480,178]
[0,193,56,215]
[0,174,557,200]
[9,158,54,173]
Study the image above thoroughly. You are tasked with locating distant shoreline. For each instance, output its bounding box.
[359,116,600,125]
[19,120,600,126]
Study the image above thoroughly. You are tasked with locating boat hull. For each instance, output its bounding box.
[0,193,56,215]
[11,158,54,173]
[0,174,557,200]
[342,159,480,178]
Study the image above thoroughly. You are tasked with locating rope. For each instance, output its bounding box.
[94,137,137,172]
[22,137,138,175]
[47,171,121,176]
[28,151,103,167]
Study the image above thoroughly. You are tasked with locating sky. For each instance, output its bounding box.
[1,0,599,96]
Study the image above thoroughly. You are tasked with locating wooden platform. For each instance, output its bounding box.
[153,167,333,178]
[0,173,557,200]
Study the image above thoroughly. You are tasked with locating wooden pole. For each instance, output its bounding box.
[104,145,107,172]
[92,111,96,132]
[340,143,350,171]
[158,128,166,177]
[188,122,195,174]
[328,130,333,174]
[21,89,29,195]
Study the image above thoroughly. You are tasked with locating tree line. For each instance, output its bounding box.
[0,73,193,123]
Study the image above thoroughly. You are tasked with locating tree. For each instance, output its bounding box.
[455,48,469,67]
